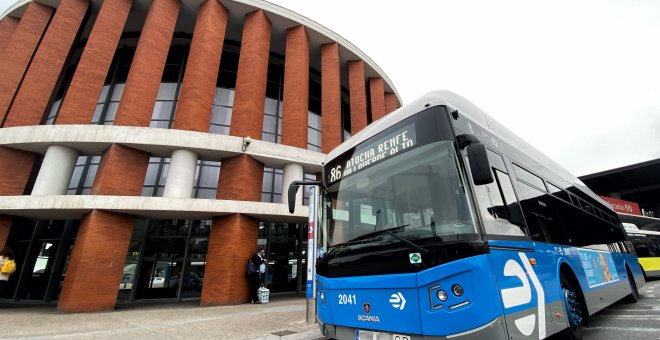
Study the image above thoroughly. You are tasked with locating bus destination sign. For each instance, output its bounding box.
[326,124,417,186]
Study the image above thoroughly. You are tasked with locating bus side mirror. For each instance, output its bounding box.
[288,184,300,214]
[467,142,494,185]
[287,180,323,214]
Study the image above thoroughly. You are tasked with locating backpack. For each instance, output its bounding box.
[246,259,256,275]
[1,259,16,274]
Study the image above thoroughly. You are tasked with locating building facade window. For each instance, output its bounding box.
[118,218,211,302]
[193,160,221,199]
[210,89,234,135]
[67,156,101,195]
[142,157,170,197]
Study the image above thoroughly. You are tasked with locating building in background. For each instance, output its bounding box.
[580,158,660,229]
[0,0,400,312]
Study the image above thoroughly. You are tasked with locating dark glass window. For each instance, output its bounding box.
[478,168,527,237]
[517,181,566,243]
[262,98,282,143]
[142,157,170,197]
[262,168,283,203]
[308,111,322,152]
[209,89,234,135]
[513,164,546,191]
[193,160,220,199]
[67,156,101,195]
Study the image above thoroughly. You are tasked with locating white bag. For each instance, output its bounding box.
[258,284,270,303]
[259,263,266,274]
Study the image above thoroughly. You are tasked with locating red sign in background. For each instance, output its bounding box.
[599,196,642,216]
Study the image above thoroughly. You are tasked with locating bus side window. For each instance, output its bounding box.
[476,169,527,237]
[517,181,568,243]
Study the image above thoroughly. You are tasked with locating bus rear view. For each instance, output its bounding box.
[297,91,643,340]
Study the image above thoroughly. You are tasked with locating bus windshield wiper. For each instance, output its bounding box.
[330,224,410,248]
[339,224,431,254]
[351,224,411,242]
[385,230,431,254]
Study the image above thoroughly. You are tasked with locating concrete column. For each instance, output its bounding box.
[114,0,180,127]
[229,9,271,139]
[57,0,133,124]
[281,25,309,148]
[0,2,53,125]
[348,60,367,134]
[282,163,303,206]
[321,43,342,154]
[163,149,197,198]
[385,92,398,114]
[0,16,20,54]
[369,77,386,121]
[174,0,228,132]
[31,145,79,195]
[5,0,90,127]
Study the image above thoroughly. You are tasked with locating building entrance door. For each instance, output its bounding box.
[134,236,186,300]
[260,222,307,294]
[125,219,209,301]
[5,220,78,302]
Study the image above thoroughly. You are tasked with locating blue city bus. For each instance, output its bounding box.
[289,91,644,340]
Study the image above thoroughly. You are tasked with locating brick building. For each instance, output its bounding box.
[0,0,400,312]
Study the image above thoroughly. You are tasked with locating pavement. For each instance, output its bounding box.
[0,294,325,340]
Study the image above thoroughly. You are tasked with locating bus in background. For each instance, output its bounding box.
[289,91,644,340]
[621,218,660,280]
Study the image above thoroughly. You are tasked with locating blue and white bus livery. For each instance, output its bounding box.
[289,91,644,340]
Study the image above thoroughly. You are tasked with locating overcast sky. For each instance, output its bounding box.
[268,0,660,177]
[2,0,659,176]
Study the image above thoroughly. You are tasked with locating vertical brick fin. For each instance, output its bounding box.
[0,146,37,196]
[0,16,20,54]
[4,0,90,128]
[348,60,367,134]
[0,2,53,126]
[0,215,13,248]
[201,214,259,305]
[91,144,150,196]
[216,154,264,202]
[321,43,341,154]
[385,92,398,114]
[281,25,309,148]
[369,78,386,121]
[230,10,271,139]
[114,0,180,127]
[174,0,228,132]
[57,0,132,125]
[58,210,134,312]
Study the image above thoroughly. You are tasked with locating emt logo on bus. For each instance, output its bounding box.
[500,252,546,338]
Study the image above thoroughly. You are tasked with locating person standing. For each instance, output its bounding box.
[248,247,267,303]
[0,247,17,296]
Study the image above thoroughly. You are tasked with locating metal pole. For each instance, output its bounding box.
[305,186,318,324]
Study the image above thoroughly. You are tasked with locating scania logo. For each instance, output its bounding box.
[363,303,371,314]
[357,315,380,322]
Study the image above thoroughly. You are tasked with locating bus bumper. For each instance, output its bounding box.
[318,316,507,340]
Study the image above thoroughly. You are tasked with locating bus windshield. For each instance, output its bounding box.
[324,140,478,252]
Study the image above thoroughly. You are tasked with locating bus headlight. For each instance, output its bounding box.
[318,290,326,304]
[452,284,464,296]
[436,290,448,302]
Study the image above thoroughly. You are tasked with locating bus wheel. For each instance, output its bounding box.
[561,273,584,340]
[624,269,640,303]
